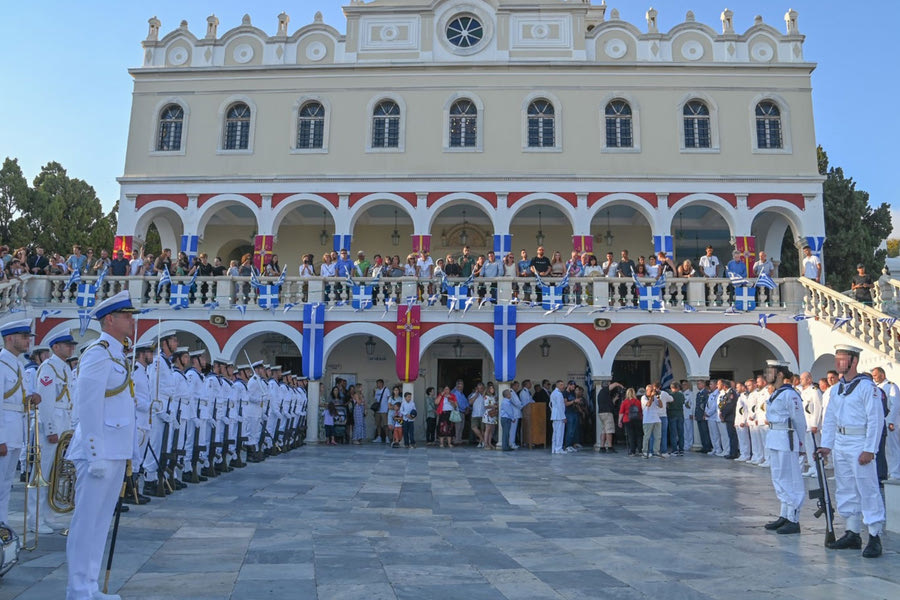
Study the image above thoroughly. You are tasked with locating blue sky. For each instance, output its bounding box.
[1,1,897,232]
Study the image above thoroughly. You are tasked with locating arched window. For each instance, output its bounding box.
[223,102,251,150]
[605,100,633,148]
[296,101,325,149]
[683,100,710,149]
[449,100,477,148]
[156,104,184,151]
[527,99,555,148]
[372,100,400,148]
[755,101,782,149]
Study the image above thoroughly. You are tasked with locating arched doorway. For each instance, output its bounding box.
[670,204,732,270]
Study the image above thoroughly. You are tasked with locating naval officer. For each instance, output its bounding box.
[65,290,137,600]
[818,344,886,558]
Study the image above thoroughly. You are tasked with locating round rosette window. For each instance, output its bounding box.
[446,15,484,48]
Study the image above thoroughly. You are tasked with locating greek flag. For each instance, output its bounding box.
[66,268,81,289]
[493,234,512,256]
[351,285,372,310]
[275,265,287,287]
[831,316,851,331]
[78,310,92,336]
[235,304,247,317]
[660,346,674,391]
[157,266,172,294]
[733,287,756,311]
[169,284,191,309]
[638,286,663,311]
[878,317,898,328]
[653,235,674,259]
[39,309,62,322]
[792,314,814,322]
[728,272,751,287]
[76,283,96,307]
[683,303,698,313]
[755,272,777,290]
[94,266,108,289]
[283,302,298,314]
[493,305,516,382]
[757,313,777,329]
[302,303,325,380]
[585,361,595,404]
[249,267,261,290]
[204,301,220,313]
[257,285,280,310]
[653,272,667,289]
[541,272,568,310]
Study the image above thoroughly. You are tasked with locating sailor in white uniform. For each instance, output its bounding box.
[819,345,886,558]
[65,291,137,600]
[872,367,900,480]
[245,361,268,461]
[184,349,209,482]
[734,380,752,462]
[762,360,807,535]
[799,371,823,478]
[127,341,153,505]
[144,331,178,495]
[0,319,37,528]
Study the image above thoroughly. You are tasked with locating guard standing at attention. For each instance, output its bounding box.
[818,344,886,558]
[65,290,138,600]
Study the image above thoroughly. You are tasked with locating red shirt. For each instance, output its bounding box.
[619,397,642,423]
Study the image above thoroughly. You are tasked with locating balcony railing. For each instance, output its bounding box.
[13,274,808,315]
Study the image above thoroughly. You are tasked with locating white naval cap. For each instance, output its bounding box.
[252,360,265,369]
[89,290,139,320]
[189,349,206,358]
[271,365,282,371]
[0,319,34,337]
[172,346,189,356]
[765,359,790,368]
[834,344,863,355]
[236,363,250,370]
[159,330,178,340]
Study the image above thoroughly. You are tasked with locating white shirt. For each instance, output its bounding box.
[129,258,143,275]
[641,395,663,424]
[519,387,534,406]
[0,349,27,447]
[470,392,485,418]
[550,389,566,421]
[36,353,74,436]
[764,385,807,452]
[800,384,823,429]
[601,260,618,278]
[699,255,720,277]
[416,257,434,278]
[374,387,390,413]
[400,399,417,422]
[320,262,336,277]
[878,380,900,428]
[822,375,884,453]
[802,254,821,280]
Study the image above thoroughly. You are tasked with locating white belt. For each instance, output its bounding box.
[1,402,24,413]
[198,400,208,406]
[838,426,866,436]
[768,423,791,430]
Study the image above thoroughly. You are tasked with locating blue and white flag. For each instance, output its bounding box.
[257,285,280,310]
[653,272,667,289]
[275,265,287,288]
[283,302,298,314]
[683,303,698,313]
[733,286,756,311]
[585,361,595,404]
[169,284,191,309]
[660,346,674,391]
[234,304,247,317]
[94,266,108,289]
[446,285,469,312]
[78,310,92,336]
[805,236,825,257]
[755,272,777,290]
[39,309,61,322]
[831,316,851,331]
[757,313,777,329]
[66,269,81,289]
[493,234,512,256]
[638,286,663,311]
[351,285,372,310]
[180,234,199,260]
[157,266,172,294]
[493,305,517,382]
[76,283,96,307]
[541,284,563,311]
[791,314,814,322]
[204,301,220,313]
[249,267,261,290]
[878,316,898,328]
[332,234,352,253]
[302,303,325,380]
[653,235,673,259]
[728,272,751,287]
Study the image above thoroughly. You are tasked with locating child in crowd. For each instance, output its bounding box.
[324,401,337,445]
[389,401,404,448]
[400,392,417,449]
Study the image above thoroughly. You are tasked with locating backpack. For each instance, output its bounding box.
[628,401,640,421]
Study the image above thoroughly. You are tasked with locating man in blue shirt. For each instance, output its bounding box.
[500,389,523,451]
[516,249,532,300]
[335,249,354,278]
[452,379,469,445]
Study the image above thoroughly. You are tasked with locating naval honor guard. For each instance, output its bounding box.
[818,344,886,558]
[65,290,138,600]
[762,360,807,535]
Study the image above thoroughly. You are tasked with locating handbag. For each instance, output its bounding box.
[449,409,462,423]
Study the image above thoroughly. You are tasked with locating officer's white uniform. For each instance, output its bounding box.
[747,388,763,464]
[878,378,900,480]
[132,351,151,473]
[765,382,807,524]
[170,354,192,478]
[31,344,75,530]
[0,320,31,526]
[20,354,40,472]
[705,389,723,455]
[734,390,752,461]
[265,376,281,448]
[65,323,135,599]
[682,387,694,450]
[821,373,886,537]
[245,366,267,451]
[185,361,208,470]
[145,343,176,478]
[800,383,823,477]
[756,386,772,467]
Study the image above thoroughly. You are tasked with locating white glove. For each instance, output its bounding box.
[88,462,107,478]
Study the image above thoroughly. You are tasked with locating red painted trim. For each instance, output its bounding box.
[587,192,658,208]
[747,193,805,210]
[349,192,417,208]
[135,194,188,210]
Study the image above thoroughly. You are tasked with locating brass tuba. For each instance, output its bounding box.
[22,406,50,551]
[48,430,76,514]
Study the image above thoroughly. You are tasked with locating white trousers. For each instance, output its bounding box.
[886,427,900,479]
[769,448,804,522]
[749,426,764,462]
[833,438,886,536]
[183,421,195,470]
[0,445,22,524]
[551,421,565,453]
[683,417,694,450]
[145,414,166,474]
[708,420,722,453]
[800,431,818,474]
[737,425,751,459]
[508,419,518,446]
[716,421,730,455]
[759,427,770,462]
[66,458,126,600]
[27,434,56,528]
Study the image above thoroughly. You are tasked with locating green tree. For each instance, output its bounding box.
[818,146,891,290]
[0,157,28,244]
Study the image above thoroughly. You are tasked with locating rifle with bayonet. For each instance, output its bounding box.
[168,399,185,486]
[220,393,233,472]
[809,433,836,545]
[188,398,204,483]
[155,397,173,497]
[232,387,247,468]
[283,395,297,450]
[271,397,284,455]
[205,395,219,478]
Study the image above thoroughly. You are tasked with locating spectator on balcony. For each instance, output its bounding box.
[154,248,172,275]
[194,253,214,298]
[128,250,144,276]
[299,254,316,277]
[92,249,111,275]
[583,254,601,277]
[0,245,9,269]
[502,253,517,279]
[416,250,434,278]
[264,254,281,277]
[237,254,253,301]
[386,255,404,278]
[354,251,370,278]
[48,252,66,275]
[753,250,775,304]
[699,245,720,278]
[635,259,648,277]
[601,251,617,279]
[725,250,746,302]
[479,251,500,301]
[212,256,227,277]
[66,245,87,274]
[320,252,336,278]
[801,245,821,283]
[645,255,659,278]
[27,247,50,275]
[7,258,25,278]
[459,246,474,278]
[549,251,565,277]
[432,258,445,279]
[678,259,695,278]
[110,250,129,277]
[517,249,533,300]
[11,248,26,268]
[143,254,157,277]
[173,252,190,276]
[404,254,417,277]
[851,263,874,305]
[335,249,353,278]
[442,254,460,279]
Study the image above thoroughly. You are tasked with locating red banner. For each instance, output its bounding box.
[395,305,421,383]
[411,234,431,253]
[114,235,133,256]
[573,235,593,254]
[253,235,274,271]
[735,236,756,274]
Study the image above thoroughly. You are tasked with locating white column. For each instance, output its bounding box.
[305,380,321,444]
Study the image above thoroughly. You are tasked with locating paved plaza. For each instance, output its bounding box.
[1,445,898,600]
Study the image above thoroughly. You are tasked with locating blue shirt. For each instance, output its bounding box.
[335,258,354,278]
[453,389,468,411]
[500,393,521,419]
[66,254,87,273]
[517,260,531,277]
[725,260,746,278]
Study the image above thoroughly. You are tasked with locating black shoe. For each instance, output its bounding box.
[607,447,616,453]
[776,521,800,534]
[862,535,882,558]
[200,467,216,478]
[764,517,788,530]
[117,504,130,513]
[827,530,862,550]
[599,447,607,453]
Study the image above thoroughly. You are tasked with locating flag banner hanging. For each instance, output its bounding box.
[755,272,777,290]
[493,234,513,256]
[734,236,756,274]
[493,305,517,382]
[351,285,372,310]
[113,235,133,256]
[653,235,673,259]
[253,235,274,271]
[75,284,96,307]
[572,235,593,254]
[169,284,191,308]
[395,305,422,383]
[804,236,825,257]
[447,285,469,310]
[257,285,280,310]
[660,346,674,390]
[180,235,199,261]
[412,234,431,253]
[302,303,325,380]
[733,286,757,311]
[332,234,352,253]
[638,286,663,311]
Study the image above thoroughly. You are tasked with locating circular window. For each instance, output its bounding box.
[446,15,484,48]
